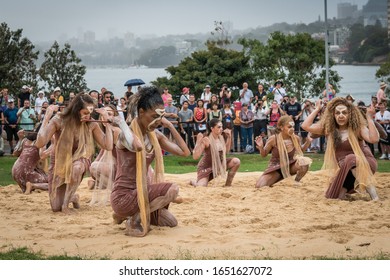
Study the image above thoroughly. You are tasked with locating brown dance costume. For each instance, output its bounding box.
[325,140,377,199]
[262,137,296,178]
[110,147,173,226]
[196,147,234,182]
[12,140,48,193]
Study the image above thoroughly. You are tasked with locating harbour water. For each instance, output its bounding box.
[84,65,382,105]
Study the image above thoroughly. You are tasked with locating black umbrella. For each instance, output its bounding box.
[124,79,145,87]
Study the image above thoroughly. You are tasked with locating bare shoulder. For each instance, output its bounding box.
[267,134,276,144]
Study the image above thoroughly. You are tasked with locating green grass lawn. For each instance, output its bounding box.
[1,152,390,186]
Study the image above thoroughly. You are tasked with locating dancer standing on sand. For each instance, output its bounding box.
[12,128,52,194]
[35,94,114,213]
[301,97,380,200]
[190,118,241,187]
[110,86,190,237]
[255,115,312,188]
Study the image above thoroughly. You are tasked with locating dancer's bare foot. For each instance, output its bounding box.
[189,180,197,187]
[112,213,126,225]
[87,179,95,190]
[338,188,348,200]
[366,186,379,201]
[61,205,75,215]
[124,215,145,237]
[173,196,183,204]
[71,194,80,209]
[25,182,32,194]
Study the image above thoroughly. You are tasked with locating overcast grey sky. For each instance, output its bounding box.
[1,0,369,42]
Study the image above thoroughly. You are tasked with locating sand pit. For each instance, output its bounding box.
[1,171,389,259]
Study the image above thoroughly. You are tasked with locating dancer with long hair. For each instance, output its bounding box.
[190,118,240,187]
[255,115,312,188]
[88,104,122,206]
[301,97,379,200]
[36,93,114,213]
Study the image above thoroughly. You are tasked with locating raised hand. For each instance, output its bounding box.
[196,132,204,142]
[255,136,263,148]
[160,116,172,128]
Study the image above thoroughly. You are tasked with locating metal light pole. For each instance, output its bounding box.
[324,0,330,95]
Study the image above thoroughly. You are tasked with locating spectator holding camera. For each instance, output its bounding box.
[239,82,253,109]
[17,99,36,131]
[219,84,232,106]
[38,101,49,123]
[254,84,267,103]
[253,99,268,139]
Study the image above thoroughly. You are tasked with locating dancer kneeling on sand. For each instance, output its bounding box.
[88,104,123,206]
[255,115,312,188]
[35,94,114,214]
[12,127,53,194]
[110,86,190,237]
[190,118,241,187]
[301,97,380,200]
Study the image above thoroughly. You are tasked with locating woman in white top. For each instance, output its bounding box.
[375,101,390,160]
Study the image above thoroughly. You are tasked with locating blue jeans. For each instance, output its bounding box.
[241,126,253,148]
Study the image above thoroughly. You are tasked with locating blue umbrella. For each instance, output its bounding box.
[124,79,145,87]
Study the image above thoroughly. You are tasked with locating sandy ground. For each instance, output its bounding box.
[1,171,389,260]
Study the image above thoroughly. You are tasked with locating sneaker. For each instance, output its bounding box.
[379,154,387,160]
[0,150,4,156]
[388,155,390,160]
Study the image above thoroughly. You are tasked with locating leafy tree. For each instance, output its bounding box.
[138,46,181,67]
[239,32,341,100]
[39,41,87,97]
[0,22,39,95]
[346,22,389,63]
[375,55,390,92]
[151,42,252,102]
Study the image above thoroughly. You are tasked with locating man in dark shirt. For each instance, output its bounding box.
[283,95,302,134]
[254,84,267,104]
[3,99,19,154]
[18,85,31,108]
[188,93,196,112]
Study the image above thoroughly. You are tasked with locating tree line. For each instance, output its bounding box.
[0,22,86,98]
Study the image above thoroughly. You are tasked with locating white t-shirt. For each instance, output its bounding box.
[273,87,286,104]
[34,96,48,114]
[201,92,212,108]
[375,110,390,132]
[117,105,125,120]
[239,88,253,105]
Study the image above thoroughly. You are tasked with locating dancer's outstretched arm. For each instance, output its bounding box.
[301,100,324,135]
[360,104,379,144]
